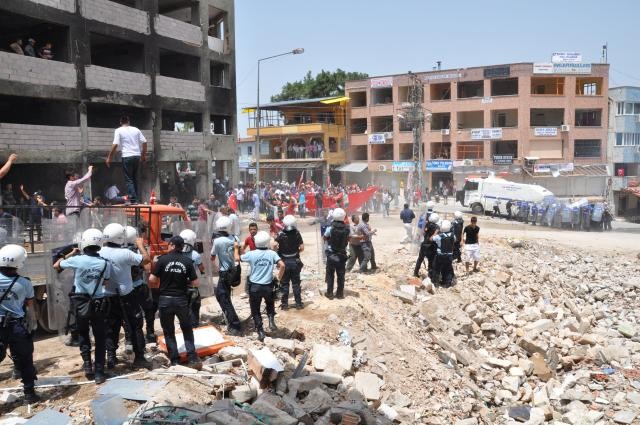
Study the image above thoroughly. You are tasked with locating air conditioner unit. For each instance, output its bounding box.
[440,129,450,135]
[561,125,570,132]
[378,164,387,172]
[384,132,393,140]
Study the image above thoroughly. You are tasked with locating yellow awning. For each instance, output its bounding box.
[320,96,350,104]
[242,107,256,114]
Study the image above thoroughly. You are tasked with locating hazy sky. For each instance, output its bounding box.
[234,0,640,136]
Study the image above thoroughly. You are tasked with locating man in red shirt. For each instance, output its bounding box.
[242,222,258,253]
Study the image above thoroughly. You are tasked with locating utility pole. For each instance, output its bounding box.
[403,72,426,197]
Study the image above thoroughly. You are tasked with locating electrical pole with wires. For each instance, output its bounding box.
[402,72,428,198]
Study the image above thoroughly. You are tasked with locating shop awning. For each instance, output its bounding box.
[320,96,350,104]
[260,162,323,170]
[337,162,369,173]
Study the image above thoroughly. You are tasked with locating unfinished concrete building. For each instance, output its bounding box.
[0,0,237,205]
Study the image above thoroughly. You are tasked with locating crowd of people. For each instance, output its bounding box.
[8,37,54,59]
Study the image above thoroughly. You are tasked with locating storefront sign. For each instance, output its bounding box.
[422,72,464,81]
[483,66,510,78]
[534,127,559,137]
[239,160,250,169]
[552,63,592,74]
[392,161,415,172]
[493,154,514,165]
[471,128,503,140]
[481,96,493,104]
[248,168,257,174]
[370,77,393,88]
[533,163,574,173]
[551,52,582,63]
[368,133,386,144]
[426,160,453,171]
[453,159,474,167]
[533,63,554,74]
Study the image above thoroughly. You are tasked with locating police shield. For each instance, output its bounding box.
[171,220,215,298]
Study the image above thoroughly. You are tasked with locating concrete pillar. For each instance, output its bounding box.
[195,160,209,200]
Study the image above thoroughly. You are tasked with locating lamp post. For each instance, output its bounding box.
[255,48,304,186]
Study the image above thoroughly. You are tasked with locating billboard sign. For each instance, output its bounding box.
[392,161,415,172]
[426,160,453,171]
[551,52,582,63]
[534,127,559,137]
[471,128,503,140]
[370,77,393,88]
[493,154,514,165]
[368,133,386,144]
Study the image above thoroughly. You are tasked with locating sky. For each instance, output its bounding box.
[234,0,640,137]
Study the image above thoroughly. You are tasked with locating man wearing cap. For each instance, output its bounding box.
[149,236,201,368]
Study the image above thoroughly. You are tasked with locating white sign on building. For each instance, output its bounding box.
[368,133,386,144]
[471,128,503,140]
[370,77,393,88]
[552,63,592,74]
[534,127,559,137]
[422,72,464,81]
[551,52,582,63]
[533,63,554,74]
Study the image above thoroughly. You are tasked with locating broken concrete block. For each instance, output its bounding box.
[388,390,412,408]
[251,394,298,425]
[531,353,553,382]
[486,357,512,369]
[378,403,398,421]
[287,376,322,397]
[0,392,18,404]
[311,344,353,375]
[613,410,637,424]
[524,319,553,336]
[354,371,382,401]
[301,387,333,414]
[309,371,343,386]
[230,384,257,403]
[617,323,637,338]
[518,336,548,356]
[91,394,127,425]
[392,289,416,304]
[248,347,284,387]
[264,337,297,354]
[454,418,478,425]
[501,376,521,393]
[218,346,248,362]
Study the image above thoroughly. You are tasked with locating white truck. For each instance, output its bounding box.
[459,177,554,214]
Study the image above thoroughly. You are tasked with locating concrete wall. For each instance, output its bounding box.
[85,65,151,95]
[28,0,75,13]
[80,0,149,34]
[0,52,76,88]
[160,131,204,151]
[87,127,153,151]
[156,76,205,101]
[155,15,202,46]
[0,123,81,151]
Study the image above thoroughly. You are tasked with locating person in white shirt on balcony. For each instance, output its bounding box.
[106,116,147,204]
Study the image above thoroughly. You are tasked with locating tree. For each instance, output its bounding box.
[270,69,369,102]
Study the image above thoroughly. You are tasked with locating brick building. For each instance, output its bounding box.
[345,62,610,197]
[0,0,237,205]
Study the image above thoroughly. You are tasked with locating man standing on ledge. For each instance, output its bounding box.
[106,116,147,204]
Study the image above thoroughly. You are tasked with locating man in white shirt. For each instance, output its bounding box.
[106,116,147,203]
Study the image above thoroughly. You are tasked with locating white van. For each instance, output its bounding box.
[460,177,554,214]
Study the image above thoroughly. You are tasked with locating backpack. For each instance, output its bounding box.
[328,221,349,253]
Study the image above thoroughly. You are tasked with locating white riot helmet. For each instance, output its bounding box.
[103,223,126,246]
[426,201,435,210]
[283,215,296,231]
[428,213,440,223]
[80,228,103,251]
[125,226,138,245]
[216,216,232,233]
[180,229,197,246]
[454,211,463,219]
[440,220,452,232]
[254,231,271,249]
[332,208,346,221]
[0,244,27,269]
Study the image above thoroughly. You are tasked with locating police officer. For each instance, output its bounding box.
[431,220,456,287]
[101,223,151,370]
[240,231,284,341]
[0,244,39,401]
[149,236,201,368]
[413,213,439,278]
[54,230,111,384]
[452,211,464,263]
[323,208,350,300]
[179,229,205,327]
[211,216,242,336]
[125,226,156,344]
[275,215,304,310]
[530,203,538,226]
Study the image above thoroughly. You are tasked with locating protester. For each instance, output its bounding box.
[106,116,147,203]
[38,42,53,60]
[24,38,36,57]
[462,216,480,273]
[357,212,377,273]
[9,39,24,55]
[0,153,18,179]
[400,203,415,243]
[346,214,363,272]
[104,183,127,205]
[19,185,46,242]
[64,166,93,216]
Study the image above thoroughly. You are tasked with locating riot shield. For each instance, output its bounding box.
[172,220,215,298]
[0,216,23,245]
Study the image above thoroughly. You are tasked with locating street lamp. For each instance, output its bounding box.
[255,48,304,186]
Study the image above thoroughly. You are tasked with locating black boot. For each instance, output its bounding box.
[106,352,117,370]
[83,359,94,379]
[23,387,40,404]
[94,367,106,384]
[257,328,266,342]
[268,315,277,332]
[146,331,157,344]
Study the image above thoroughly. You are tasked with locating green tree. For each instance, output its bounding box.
[270,69,369,102]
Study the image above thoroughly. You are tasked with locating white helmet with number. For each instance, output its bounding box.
[81,228,103,250]
[428,213,440,223]
[103,223,126,245]
[440,220,452,232]
[180,229,197,246]
[125,226,138,245]
[0,244,27,269]
[283,215,296,230]
[254,231,271,248]
[216,216,232,232]
[426,201,435,210]
[332,208,346,221]
[454,211,463,219]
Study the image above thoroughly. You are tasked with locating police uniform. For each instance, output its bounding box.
[212,233,241,333]
[0,271,38,397]
[324,221,350,298]
[432,231,456,287]
[128,244,156,343]
[185,248,203,327]
[240,248,281,335]
[530,203,538,225]
[275,228,304,308]
[413,221,438,278]
[452,218,464,263]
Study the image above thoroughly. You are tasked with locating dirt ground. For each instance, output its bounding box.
[1,205,639,420]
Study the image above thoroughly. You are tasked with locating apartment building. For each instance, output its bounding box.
[608,86,640,218]
[345,62,610,196]
[0,0,237,204]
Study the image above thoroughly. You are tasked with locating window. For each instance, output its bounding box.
[575,77,603,96]
[615,133,640,146]
[318,112,335,124]
[430,82,451,101]
[247,146,253,155]
[457,141,484,159]
[617,102,640,115]
[458,81,484,98]
[292,113,311,124]
[574,139,601,158]
[350,118,367,134]
[575,109,602,127]
[491,78,518,96]
[350,91,367,107]
[531,77,564,95]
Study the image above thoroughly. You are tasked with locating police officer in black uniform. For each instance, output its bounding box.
[413,212,440,278]
[0,244,39,402]
[275,215,304,310]
[431,220,456,287]
[452,211,464,263]
[323,208,350,299]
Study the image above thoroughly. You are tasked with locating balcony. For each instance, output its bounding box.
[156,76,205,101]
[0,123,80,151]
[246,123,343,138]
[85,65,151,95]
[155,15,202,46]
[29,0,75,13]
[88,127,153,151]
[160,131,204,151]
[207,37,224,54]
[0,52,76,88]
[80,0,150,34]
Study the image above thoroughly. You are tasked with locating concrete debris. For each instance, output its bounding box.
[311,343,353,375]
[353,372,382,401]
[248,347,284,387]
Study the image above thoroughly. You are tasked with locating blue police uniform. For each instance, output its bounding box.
[241,249,281,334]
[212,234,241,332]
